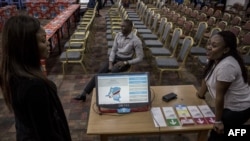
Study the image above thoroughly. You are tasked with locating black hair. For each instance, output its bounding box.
[0,15,53,111]
[123,19,133,27]
[203,31,248,83]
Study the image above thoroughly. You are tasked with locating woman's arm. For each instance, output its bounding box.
[26,80,63,140]
[214,80,231,134]
[196,79,208,99]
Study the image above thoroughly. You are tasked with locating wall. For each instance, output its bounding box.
[226,0,248,10]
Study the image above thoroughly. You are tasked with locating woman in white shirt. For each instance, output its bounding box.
[196,31,250,141]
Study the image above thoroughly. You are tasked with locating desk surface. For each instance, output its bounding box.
[87,85,213,136]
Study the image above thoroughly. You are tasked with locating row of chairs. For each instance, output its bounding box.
[59,1,98,75]
[147,1,250,69]
[122,0,194,84]
[135,0,250,82]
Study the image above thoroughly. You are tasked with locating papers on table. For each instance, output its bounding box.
[150,105,215,128]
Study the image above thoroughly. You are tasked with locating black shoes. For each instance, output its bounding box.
[74,91,87,101]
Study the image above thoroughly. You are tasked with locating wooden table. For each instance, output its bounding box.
[87,85,213,141]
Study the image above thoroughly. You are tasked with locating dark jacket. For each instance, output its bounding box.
[10,77,71,141]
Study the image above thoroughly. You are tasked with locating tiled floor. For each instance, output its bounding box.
[0,6,212,141]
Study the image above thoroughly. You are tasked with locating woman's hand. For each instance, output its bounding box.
[213,122,224,134]
[108,63,113,70]
[196,92,205,99]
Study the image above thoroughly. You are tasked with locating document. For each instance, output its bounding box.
[162,107,180,126]
[151,107,167,127]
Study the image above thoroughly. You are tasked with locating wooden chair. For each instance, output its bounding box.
[205,7,214,18]
[188,21,208,57]
[187,9,199,21]
[138,13,160,40]
[238,32,250,55]
[60,30,90,75]
[149,26,182,58]
[228,15,242,28]
[215,20,228,31]
[228,25,242,38]
[220,12,231,23]
[155,36,194,84]
[212,9,222,21]
[179,20,194,39]
[156,17,167,38]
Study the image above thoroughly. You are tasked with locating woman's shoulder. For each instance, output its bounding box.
[11,76,54,89]
[220,56,238,66]
[217,56,240,71]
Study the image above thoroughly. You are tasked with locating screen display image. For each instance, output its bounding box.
[96,72,150,109]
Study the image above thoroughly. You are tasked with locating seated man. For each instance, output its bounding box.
[74,19,144,101]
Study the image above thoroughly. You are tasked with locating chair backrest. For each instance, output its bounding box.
[188,2,195,9]
[176,3,184,12]
[157,17,167,36]
[151,13,161,33]
[209,27,222,38]
[176,16,187,28]
[184,7,192,16]
[163,7,170,15]
[240,32,250,46]
[144,8,151,24]
[196,13,207,23]
[171,13,181,25]
[212,9,222,19]
[180,5,188,14]
[169,28,183,56]
[177,36,194,66]
[228,26,242,37]
[189,10,199,19]
[207,16,216,27]
[221,12,231,23]
[140,4,147,19]
[147,10,155,27]
[158,1,165,9]
[194,4,201,10]
[161,22,173,44]
[166,10,176,20]
[193,21,208,46]
[182,20,194,36]
[201,6,208,13]
[229,16,242,26]
[155,0,161,8]
[68,30,90,50]
[136,0,141,12]
[206,7,214,17]
[216,20,227,30]
[242,20,250,30]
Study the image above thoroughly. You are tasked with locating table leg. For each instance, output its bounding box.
[100,135,108,141]
[48,38,52,52]
[197,130,209,141]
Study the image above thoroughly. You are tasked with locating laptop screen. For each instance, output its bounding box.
[96,72,151,109]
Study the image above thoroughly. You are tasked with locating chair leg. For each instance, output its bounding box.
[177,71,182,79]
[159,70,163,85]
[62,63,65,75]
[80,62,87,73]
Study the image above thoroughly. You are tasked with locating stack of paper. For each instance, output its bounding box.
[198,105,215,124]
[187,106,208,125]
[162,107,180,126]
[175,104,195,125]
[150,107,167,127]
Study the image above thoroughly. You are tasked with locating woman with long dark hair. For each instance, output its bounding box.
[0,15,72,141]
[196,31,250,141]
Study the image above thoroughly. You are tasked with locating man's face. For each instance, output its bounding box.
[121,21,132,35]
